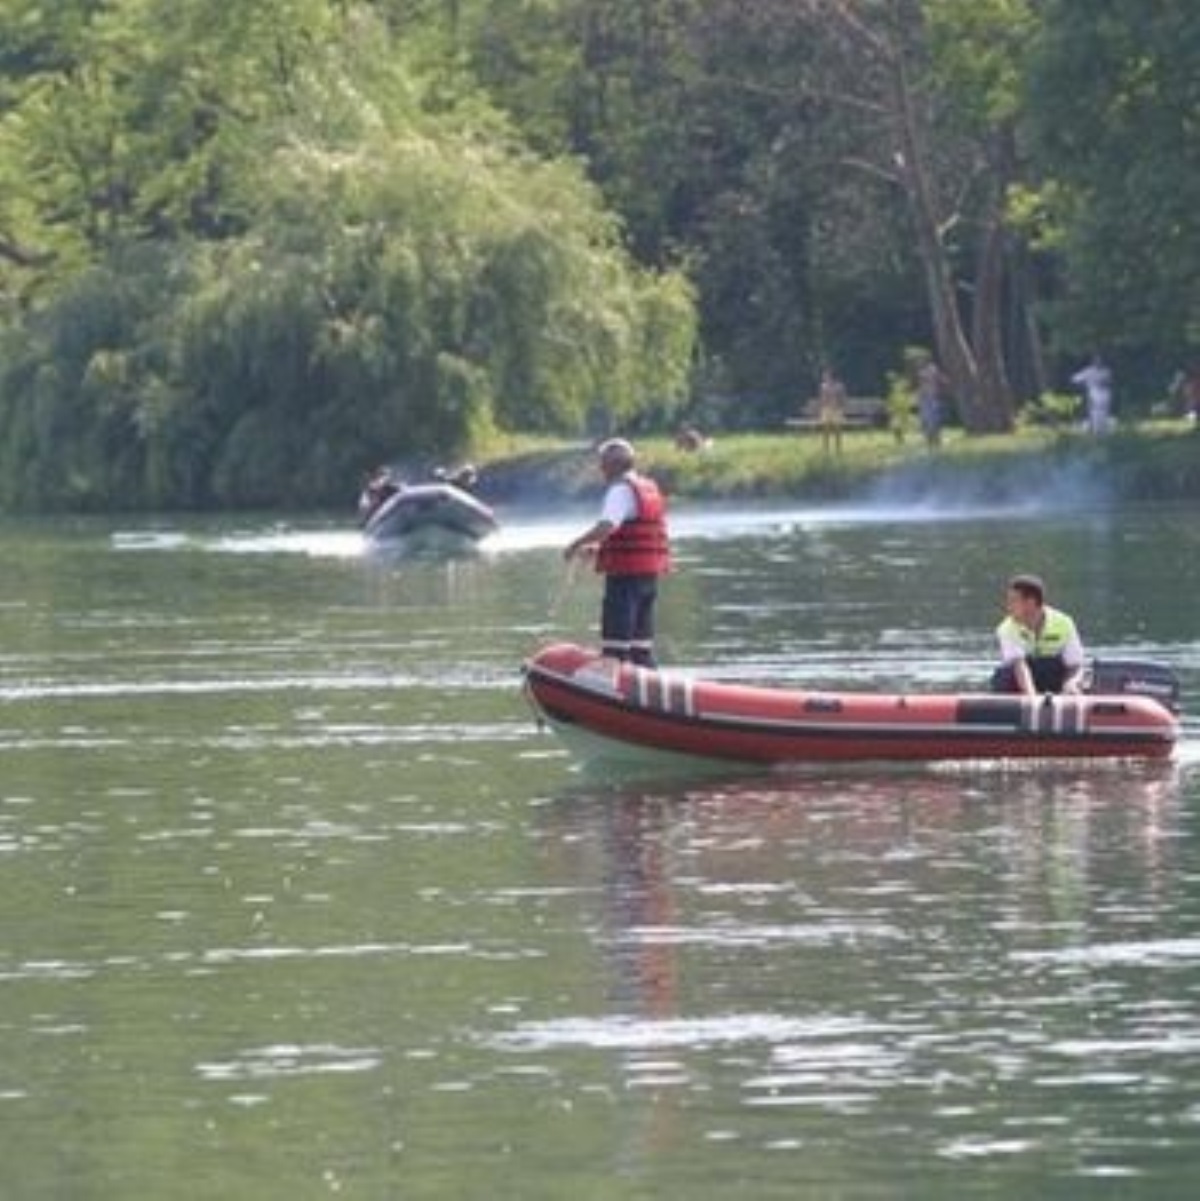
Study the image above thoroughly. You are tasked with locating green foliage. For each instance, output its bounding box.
[926,0,1038,129]
[3,0,1198,511]
[496,423,1200,504]
[453,0,843,421]
[1020,390,1079,429]
[0,0,339,308]
[885,371,918,444]
[0,241,190,508]
[0,4,695,511]
[1025,0,1200,360]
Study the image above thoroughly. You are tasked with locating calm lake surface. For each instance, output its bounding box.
[2,497,1199,1200]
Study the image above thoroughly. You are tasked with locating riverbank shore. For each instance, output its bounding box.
[480,423,1200,507]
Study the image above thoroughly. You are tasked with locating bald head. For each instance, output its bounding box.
[597,438,636,477]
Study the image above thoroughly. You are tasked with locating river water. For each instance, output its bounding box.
[2,499,1199,1199]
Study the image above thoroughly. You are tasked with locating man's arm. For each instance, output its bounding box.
[1012,659,1037,696]
[1060,625,1086,694]
[997,625,1037,695]
[564,480,636,560]
[564,519,614,561]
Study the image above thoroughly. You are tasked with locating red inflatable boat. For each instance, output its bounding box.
[523,643,1180,767]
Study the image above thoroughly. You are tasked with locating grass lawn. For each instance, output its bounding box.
[478,420,1200,502]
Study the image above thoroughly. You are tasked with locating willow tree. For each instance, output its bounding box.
[169,123,695,507]
[0,1,695,510]
[2,1,342,257]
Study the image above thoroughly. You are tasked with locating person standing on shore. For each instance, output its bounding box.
[817,366,847,455]
[916,355,946,449]
[564,438,672,667]
[1072,354,1114,435]
[1170,364,1200,428]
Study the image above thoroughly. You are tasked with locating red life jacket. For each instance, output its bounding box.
[595,475,671,576]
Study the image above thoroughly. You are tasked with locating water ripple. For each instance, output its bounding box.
[195,1043,382,1082]
[488,1013,906,1052]
[604,920,900,948]
[1012,938,1200,968]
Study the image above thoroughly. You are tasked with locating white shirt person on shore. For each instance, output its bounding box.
[1072,355,1113,435]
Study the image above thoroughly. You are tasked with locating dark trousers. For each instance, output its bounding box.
[601,574,658,667]
[991,657,1068,694]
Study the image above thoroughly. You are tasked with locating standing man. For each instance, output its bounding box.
[564,438,671,667]
[1170,363,1200,427]
[992,573,1085,695]
[1071,354,1113,435]
[817,366,847,456]
[916,355,945,449]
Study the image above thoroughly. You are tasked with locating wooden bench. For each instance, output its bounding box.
[785,395,888,432]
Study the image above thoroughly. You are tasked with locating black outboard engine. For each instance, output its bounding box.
[1086,659,1182,713]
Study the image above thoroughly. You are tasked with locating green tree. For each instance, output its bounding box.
[449,0,1044,428]
[1025,0,1200,367]
[0,2,695,511]
[792,0,1047,432]
[449,0,851,422]
[0,0,338,301]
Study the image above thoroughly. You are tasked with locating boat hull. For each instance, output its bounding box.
[523,643,1178,766]
[362,483,498,551]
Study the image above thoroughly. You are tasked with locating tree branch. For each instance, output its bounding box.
[840,154,902,186]
[0,232,54,269]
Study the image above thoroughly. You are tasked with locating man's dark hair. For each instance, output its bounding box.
[1008,573,1045,605]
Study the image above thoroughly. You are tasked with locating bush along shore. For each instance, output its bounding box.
[479,424,1200,508]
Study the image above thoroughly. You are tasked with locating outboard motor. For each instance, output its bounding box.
[1086,659,1182,713]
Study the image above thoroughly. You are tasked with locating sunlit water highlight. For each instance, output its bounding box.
[111,495,1082,560]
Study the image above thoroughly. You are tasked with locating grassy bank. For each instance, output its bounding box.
[480,422,1200,505]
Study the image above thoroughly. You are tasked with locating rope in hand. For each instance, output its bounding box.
[547,551,583,622]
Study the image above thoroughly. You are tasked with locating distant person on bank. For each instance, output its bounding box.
[817,366,847,456]
[991,574,1085,696]
[1170,364,1200,428]
[1071,354,1113,435]
[564,438,672,667]
[916,355,946,449]
[674,424,711,452]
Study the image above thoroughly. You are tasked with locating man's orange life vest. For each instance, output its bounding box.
[595,475,671,576]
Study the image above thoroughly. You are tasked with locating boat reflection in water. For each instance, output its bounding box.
[507,761,1189,1178]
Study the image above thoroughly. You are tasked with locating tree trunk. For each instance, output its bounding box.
[889,48,984,427]
[970,192,1016,432]
[1005,238,1050,401]
[849,0,1021,433]
[971,126,1019,431]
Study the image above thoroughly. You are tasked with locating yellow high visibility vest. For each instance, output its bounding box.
[996,606,1077,659]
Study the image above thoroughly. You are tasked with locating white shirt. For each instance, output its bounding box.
[1071,364,1112,404]
[600,476,638,527]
